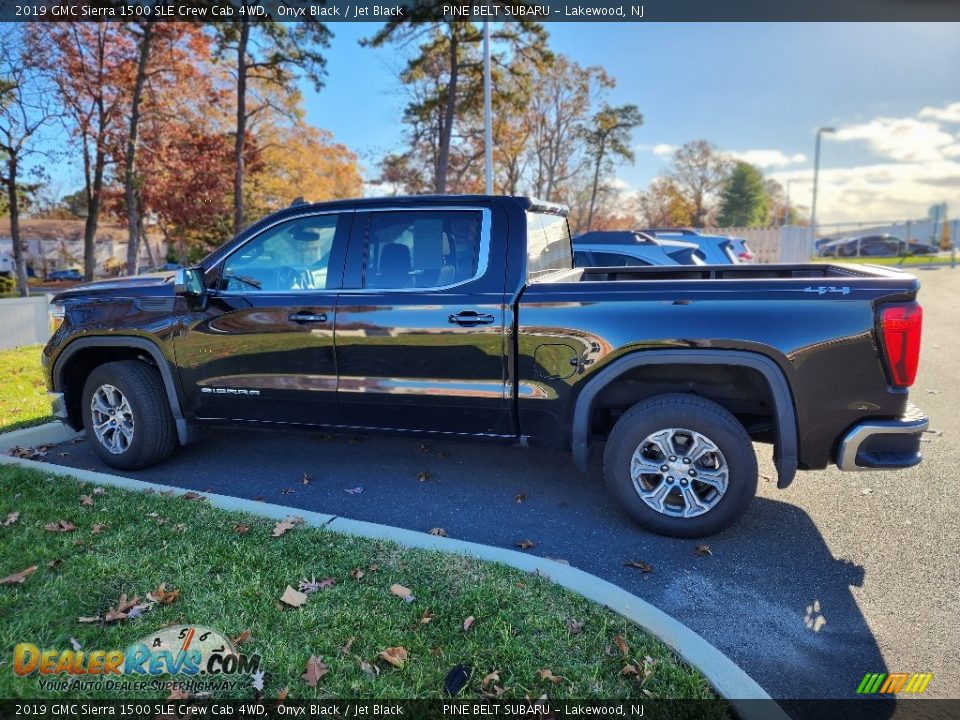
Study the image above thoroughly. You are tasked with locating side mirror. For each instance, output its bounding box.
[174,267,205,297]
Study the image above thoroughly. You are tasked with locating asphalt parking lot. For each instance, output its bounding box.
[39,267,959,701]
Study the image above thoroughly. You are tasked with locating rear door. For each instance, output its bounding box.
[175,210,351,426]
[334,205,511,435]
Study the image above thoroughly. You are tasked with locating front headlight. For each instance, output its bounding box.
[49,301,65,336]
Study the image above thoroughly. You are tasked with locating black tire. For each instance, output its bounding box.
[81,360,178,470]
[603,393,757,538]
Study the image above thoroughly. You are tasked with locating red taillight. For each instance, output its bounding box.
[738,252,754,261]
[880,303,923,387]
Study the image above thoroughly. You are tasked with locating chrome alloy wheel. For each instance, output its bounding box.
[629,427,728,518]
[90,384,135,455]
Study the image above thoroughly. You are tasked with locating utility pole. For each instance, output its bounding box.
[810,127,835,247]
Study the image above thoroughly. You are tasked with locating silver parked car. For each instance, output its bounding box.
[573,231,706,267]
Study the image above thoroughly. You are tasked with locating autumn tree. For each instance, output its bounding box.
[666,140,731,228]
[0,27,59,296]
[637,177,695,227]
[365,11,549,193]
[717,161,769,227]
[31,23,135,281]
[581,104,642,232]
[210,15,331,233]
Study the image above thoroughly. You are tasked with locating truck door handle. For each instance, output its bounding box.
[288,311,327,323]
[448,311,496,326]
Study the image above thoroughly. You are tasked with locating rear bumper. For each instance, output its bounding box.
[836,403,928,471]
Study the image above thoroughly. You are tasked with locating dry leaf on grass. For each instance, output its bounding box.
[233,523,250,534]
[378,646,408,668]
[44,520,77,533]
[180,491,205,501]
[622,664,639,677]
[481,670,500,689]
[624,559,653,572]
[80,495,94,507]
[92,487,106,495]
[537,668,564,684]
[350,567,365,581]
[566,619,583,634]
[2,511,19,527]
[341,636,355,655]
[80,593,141,624]
[693,544,713,557]
[276,687,288,701]
[280,586,308,608]
[390,583,415,602]
[91,523,107,534]
[514,539,536,550]
[360,660,380,677]
[47,558,63,570]
[301,656,329,687]
[463,615,475,631]
[429,527,448,537]
[614,634,629,658]
[272,516,304,538]
[299,576,336,594]
[147,583,180,605]
[231,629,251,646]
[420,609,434,625]
[0,565,37,585]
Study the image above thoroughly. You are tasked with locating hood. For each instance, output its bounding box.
[53,272,175,301]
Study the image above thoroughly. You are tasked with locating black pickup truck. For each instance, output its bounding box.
[43,196,927,537]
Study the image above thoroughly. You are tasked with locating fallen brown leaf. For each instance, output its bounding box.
[280,585,308,608]
[622,664,639,677]
[299,576,336,594]
[360,660,380,677]
[276,687,288,701]
[233,523,250,534]
[80,495,94,507]
[0,565,37,585]
[180,491,205,501]
[271,516,305,538]
[429,527,448,537]
[463,615,475,631]
[417,471,431,482]
[92,487,106,495]
[390,583,414,602]
[44,520,77,533]
[147,583,180,605]
[537,668,564,684]
[47,558,63,570]
[624,559,653,573]
[350,567,365,581]
[566,618,583,634]
[614,634,629,658]
[694,544,713,557]
[481,670,500,689]
[301,655,329,687]
[341,636,355,655]
[2,511,19,527]
[514,539,536,550]
[91,523,107,534]
[378,646,408,668]
[167,687,191,700]
[420,609,434,625]
[231,629,251,647]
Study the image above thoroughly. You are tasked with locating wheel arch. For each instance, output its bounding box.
[52,336,195,446]
[571,349,799,488]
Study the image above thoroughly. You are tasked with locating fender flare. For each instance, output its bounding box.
[52,336,197,446]
[570,349,799,488]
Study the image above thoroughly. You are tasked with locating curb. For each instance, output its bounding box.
[1,422,787,719]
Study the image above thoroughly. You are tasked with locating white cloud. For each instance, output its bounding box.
[637,143,676,157]
[919,101,960,124]
[730,150,807,168]
[833,116,956,163]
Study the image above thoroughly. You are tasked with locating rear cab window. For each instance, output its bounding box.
[526,212,573,283]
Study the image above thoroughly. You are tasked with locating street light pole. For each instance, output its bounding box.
[784,179,794,226]
[483,20,493,195]
[810,126,835,246]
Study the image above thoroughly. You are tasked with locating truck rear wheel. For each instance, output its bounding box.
[81,360,178,470]
[603,393,757,537]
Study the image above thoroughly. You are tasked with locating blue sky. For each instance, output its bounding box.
[305,22,960,224]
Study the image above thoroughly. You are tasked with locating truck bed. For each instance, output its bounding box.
[576,262,913,282]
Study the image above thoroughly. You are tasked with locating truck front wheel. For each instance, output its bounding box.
[81,360,178,470]
[603,393,757,537]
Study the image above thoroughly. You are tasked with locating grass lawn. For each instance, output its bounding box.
[0,464,721,705]
[0,345,51,434]
[813,254,955,267]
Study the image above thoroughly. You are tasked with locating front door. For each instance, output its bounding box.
[175,211,351,426]
[334,207,510,436]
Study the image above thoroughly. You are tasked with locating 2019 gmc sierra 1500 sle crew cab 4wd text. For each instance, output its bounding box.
[42,195,928,537]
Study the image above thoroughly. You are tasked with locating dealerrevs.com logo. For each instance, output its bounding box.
[857,672,933,695]
[13,625,262,694]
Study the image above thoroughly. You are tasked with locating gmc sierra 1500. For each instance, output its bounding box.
[43,195,927,537]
